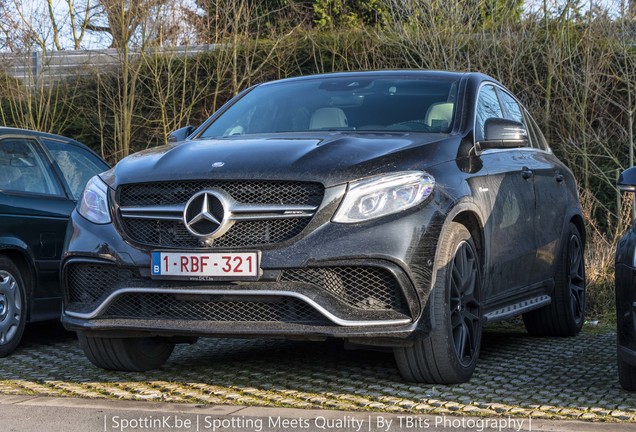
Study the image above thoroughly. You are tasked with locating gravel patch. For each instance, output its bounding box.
[0,322,633,422]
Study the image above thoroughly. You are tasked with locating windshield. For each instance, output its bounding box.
[198,76,459,138]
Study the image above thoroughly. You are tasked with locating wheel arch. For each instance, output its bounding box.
[568,212,586,249]
[453,211,485,270]
[0,242,36,320]
[414,202,486,335]
[444,202,488,273]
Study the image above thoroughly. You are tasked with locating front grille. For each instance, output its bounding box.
[121,218,310,248]
[117,180,324,249]
[119,180,324,207]
[281,267,406,313]
[103,293,328,324]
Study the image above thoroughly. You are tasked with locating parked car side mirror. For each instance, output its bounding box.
[618,166,636,193]
[168,126,195,143]
[477,118,529,151]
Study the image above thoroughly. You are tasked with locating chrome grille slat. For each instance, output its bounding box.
[119,203,317,222]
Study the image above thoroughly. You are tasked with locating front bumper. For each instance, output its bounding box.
[61,196,444,346]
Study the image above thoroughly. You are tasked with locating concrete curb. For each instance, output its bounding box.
[1,395,634,432]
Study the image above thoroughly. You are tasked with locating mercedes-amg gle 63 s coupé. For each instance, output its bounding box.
[61,71,586,384]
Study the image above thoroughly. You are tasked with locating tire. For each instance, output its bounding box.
[78,332,175,372]
[0,256,27,358]
[523,222,585,336]
[394,222,482,384]
[618,349,636,391]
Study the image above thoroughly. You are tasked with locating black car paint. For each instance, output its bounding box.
[0,127,109,322]
[616,245,636,365]
[61,71,584,348]
[104,134,454,187]
[615,167,636,389]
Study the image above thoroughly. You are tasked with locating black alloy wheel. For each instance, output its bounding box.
[394,222,482,384]
[523,223,586,336]
[450,239,482,367]
[566,231,586,326]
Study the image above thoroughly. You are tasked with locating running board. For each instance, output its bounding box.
[483,295,551,323]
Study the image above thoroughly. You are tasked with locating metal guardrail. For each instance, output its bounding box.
[0,44,220,84]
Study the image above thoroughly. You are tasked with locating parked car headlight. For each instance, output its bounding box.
[333,171,435,223]
[78,175,111,224]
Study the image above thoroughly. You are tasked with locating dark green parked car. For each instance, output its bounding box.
[0,127,108,357]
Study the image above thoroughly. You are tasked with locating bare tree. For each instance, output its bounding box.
[86,0,175,48]
[61,0,94,49]
[139,47,215,145]
[0,0,19,52]
[0,0,95,51]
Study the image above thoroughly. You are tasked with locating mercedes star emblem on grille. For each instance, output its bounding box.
[183,190,231,238]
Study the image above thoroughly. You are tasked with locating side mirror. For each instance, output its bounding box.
[618,166,636,193]
[168,126,195,143]
[477,118,529,151]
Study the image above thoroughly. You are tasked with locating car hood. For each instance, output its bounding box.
[103,133,458,189]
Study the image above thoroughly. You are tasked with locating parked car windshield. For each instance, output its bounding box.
[198,76,459,138]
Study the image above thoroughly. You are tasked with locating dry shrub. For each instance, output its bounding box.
[581,188,632,322]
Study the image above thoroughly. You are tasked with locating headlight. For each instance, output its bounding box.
[78,175,111,224]
[333,171,435,223]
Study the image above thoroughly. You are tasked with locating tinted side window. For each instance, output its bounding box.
[498,90,525,125]
[524,112,549,151]
[43,139,108,200]
[0,138,64,196]
[475,84,504,142]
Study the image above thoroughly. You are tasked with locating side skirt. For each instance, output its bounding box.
[483,295,551,323]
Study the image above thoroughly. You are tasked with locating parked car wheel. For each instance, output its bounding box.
[618,347,636,391]
[0,256,27,358]
[523,223,585,336]
[394,222,482,383]
[78,332,175,371]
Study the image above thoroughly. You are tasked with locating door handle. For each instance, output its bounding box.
[521,167,533,180]
[555,173,564,183]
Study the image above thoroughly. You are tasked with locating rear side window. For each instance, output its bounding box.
[498,90,525,125]
[524,112,549,151]
[475,84,504,142]
[43,139,108,200]
[0,138,64,196]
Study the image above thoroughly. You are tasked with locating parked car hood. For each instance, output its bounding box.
[103,132,458,189]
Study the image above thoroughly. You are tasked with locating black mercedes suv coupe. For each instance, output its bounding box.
[61,71,586,384]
